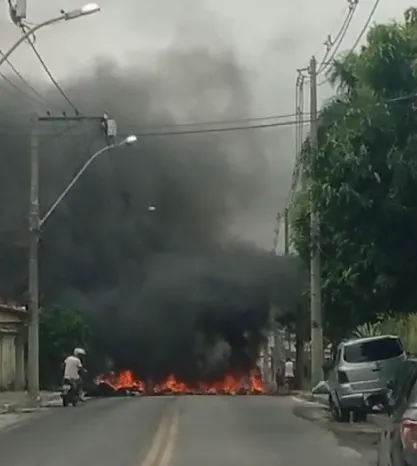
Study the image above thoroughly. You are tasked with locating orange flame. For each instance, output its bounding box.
[95,369,263,395]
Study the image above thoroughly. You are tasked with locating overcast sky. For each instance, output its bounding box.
[0,0,412,248]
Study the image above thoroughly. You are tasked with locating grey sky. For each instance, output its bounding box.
[0,0,412,248]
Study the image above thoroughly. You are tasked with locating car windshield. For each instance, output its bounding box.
[343,338,403,363]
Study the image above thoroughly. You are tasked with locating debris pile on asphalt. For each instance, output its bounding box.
[89,369,264,397]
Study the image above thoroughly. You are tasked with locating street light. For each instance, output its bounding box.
[40,135,138,228]
[0,3,101,68]
[27,134,136,404]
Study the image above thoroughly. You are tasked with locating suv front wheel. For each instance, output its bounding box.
[329,394,350,422]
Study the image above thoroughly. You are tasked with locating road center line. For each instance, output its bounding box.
[158,413,179,466]
[140,399,178,466]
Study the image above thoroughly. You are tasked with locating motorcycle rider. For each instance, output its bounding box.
[63,348,86,400]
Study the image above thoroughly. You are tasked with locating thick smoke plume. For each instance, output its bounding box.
[0,38,302,381]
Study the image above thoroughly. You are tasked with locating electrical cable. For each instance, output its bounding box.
[0,71,47,107]
[0,48,53,107]
[20,25,81,115]
[317,0,380,87]
[317,0,359,76]
[348,0,380,53]
[122,111,309,130]
[317,2,358,87]
[118,118,311,138]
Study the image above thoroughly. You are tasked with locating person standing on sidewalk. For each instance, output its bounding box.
[284,357,295,391]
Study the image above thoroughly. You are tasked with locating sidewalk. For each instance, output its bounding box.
[293,390,387,428]
[0,391,62,413]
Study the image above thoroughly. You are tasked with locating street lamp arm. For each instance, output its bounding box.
[0,14,66,68]
[39,144,115,228]
[0,3,100,69]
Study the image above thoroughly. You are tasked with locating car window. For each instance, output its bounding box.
[343,338,403,363]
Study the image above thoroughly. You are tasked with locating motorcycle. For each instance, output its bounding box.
[61,378,79,407]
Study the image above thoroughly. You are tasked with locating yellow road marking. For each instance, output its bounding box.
[140,399,179,466]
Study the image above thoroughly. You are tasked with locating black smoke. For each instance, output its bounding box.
[0,43,302,381]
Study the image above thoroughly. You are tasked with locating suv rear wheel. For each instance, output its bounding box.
[329,394,350,422]
[352,409,367,423]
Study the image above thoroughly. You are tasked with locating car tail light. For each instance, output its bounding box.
[401,418,417,452]
[337,371,349,384]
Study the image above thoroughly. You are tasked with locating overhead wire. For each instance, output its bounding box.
[317,0,380,87]
[317,0,359,86]
[317,0,359,75]
[348,0,380,53]
[20,24,81,115]
[0,71,47,107]
[0,49,54,108]
[121,111,308,129]
[119,118,311,138]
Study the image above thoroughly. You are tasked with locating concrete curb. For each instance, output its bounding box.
[292,393,387,429]
[293,404,381,435]
[0,394,93,414]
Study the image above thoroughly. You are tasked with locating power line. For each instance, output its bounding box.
[0,71,46,107]
[317,0,380,87]
[317,0,359,75]
[21,27,81,115]
[120,118,311,137]
[0,117,311,137]
[317,1,358,87]
[348,0,380,53]
[0,48,51,107]
[122,111,309,129]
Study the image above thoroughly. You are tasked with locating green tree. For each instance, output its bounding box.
[39,305,91,388]
[291,8,417,340]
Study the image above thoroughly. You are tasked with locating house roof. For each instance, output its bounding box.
[0,303,27,314]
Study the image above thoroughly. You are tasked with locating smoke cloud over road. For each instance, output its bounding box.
[0,30,302,381]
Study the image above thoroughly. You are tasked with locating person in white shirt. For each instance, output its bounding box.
[284,357,295,391]
[63,348,86,399]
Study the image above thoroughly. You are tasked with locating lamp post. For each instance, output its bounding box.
[27,133,137,403]
[0,3,100,68]
[39,135,137,227]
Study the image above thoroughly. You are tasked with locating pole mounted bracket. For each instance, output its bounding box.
[311,320,321,329]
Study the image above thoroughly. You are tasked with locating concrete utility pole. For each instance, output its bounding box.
[27,117,40,403]
[27,114,136,403]
[284,208,289,255]
[309,56,324,387]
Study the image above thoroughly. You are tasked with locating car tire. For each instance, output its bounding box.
[329,394,350,422]
[352,409,367,423]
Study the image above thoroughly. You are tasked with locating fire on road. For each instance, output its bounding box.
[94,369,263,395]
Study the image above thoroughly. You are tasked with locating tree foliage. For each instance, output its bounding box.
[291,8,417,339]
[39,305,91,388]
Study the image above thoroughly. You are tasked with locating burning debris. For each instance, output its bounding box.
[90,369,264,397]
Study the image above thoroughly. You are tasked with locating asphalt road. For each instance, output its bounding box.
[0,395,371,466]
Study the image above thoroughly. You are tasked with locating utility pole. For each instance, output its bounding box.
[27,112,117,404]
[309,56,324,387]
[27,115,40,404]
[284,208,289,255]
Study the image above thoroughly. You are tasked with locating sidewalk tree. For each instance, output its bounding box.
[39,305,91,388]
[291,7,417,339]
